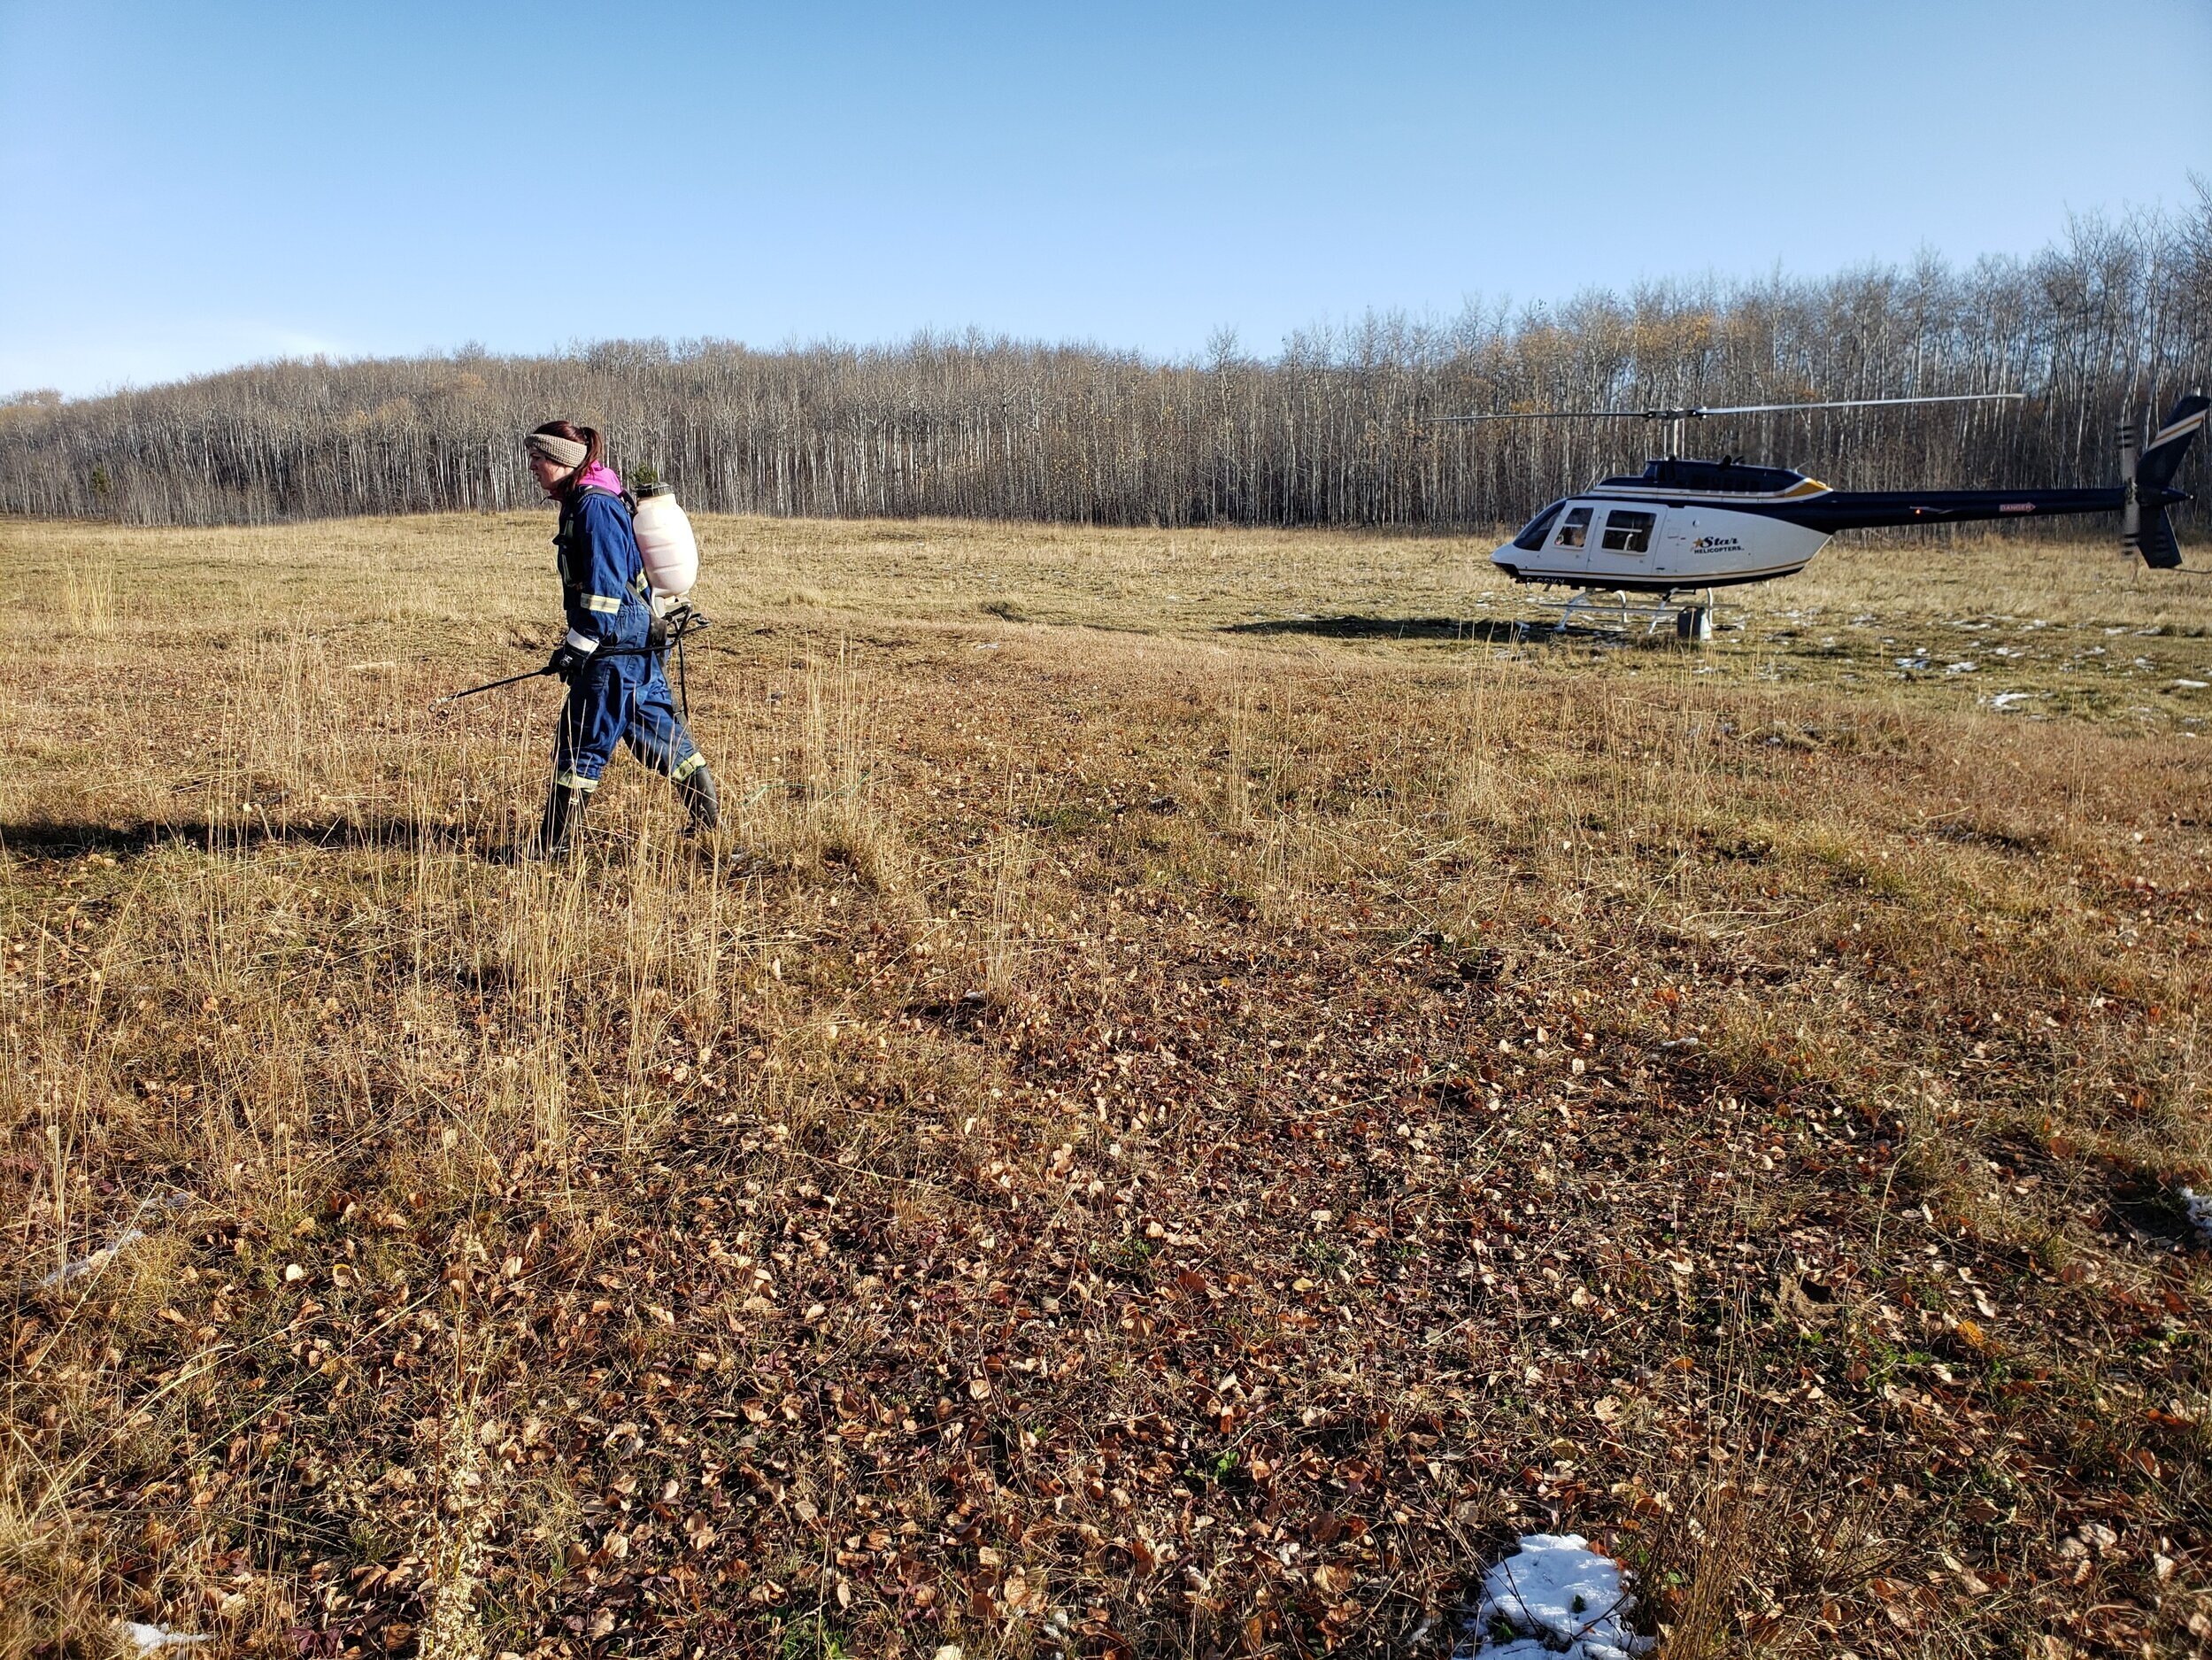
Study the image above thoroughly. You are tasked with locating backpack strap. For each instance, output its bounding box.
[574,483,636,518]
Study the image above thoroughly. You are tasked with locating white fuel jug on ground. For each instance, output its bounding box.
[632,483,698,614]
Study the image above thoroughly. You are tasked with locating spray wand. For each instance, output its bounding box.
[430,664,559,710]
[430,611,711,713]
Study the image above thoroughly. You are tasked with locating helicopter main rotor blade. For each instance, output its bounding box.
[1429,410,1660,423]
[1693,392,2026,416]
[1431,391,2025,424]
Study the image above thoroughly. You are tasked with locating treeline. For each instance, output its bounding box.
[4,202,2208,531]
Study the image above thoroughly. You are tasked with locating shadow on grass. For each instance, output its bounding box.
[1219,614,1666,648]
[0,815,489,861]
[1220,614,1528,643]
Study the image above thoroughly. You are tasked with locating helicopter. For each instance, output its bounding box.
[1445,390,2208,637]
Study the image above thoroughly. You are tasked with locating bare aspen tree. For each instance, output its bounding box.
[2,202,2208,531]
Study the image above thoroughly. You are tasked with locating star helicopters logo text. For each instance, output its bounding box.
[1692,535,1742,552]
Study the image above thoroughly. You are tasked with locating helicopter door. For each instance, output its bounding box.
[1655,511,1691,575]
[1547,505,1595,574]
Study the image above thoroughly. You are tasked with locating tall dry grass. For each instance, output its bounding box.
[2,510,2210,1656]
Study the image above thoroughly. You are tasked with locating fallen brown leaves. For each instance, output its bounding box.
[4,522,2212,1658]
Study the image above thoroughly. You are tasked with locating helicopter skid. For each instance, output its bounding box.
[1494,559,1812,592]
[1523,585,1721,639]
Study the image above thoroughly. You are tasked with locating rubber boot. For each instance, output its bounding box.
[533,781,590,860]
[674,759,720,834]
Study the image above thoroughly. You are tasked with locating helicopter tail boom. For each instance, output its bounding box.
[1763,390,2204,564]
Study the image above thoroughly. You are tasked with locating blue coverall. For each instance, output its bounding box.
[550,486,706,796]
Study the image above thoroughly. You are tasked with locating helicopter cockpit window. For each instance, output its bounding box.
[1555,506,1592,549]
[1511,500,1566,552]
[1601,509,1656,553]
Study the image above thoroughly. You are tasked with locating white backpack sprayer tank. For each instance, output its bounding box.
[632,483,698,616]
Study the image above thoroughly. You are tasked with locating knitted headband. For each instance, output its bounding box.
[525,431,588,467]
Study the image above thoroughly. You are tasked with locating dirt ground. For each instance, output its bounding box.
[4,511,2210,1659]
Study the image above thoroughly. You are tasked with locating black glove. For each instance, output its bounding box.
[546,643,591,682]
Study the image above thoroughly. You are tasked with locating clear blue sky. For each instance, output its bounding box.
[3,0,2207,398]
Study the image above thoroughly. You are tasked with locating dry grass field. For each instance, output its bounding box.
[4,510,2212,1659]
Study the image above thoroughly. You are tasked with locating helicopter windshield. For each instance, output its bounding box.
[1511,500,1566,551]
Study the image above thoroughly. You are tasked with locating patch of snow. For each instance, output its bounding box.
[2176,679,2208,691]
[2183,1189,2212,1245]
[1985,692,2035,712]
[1894,654,1931,671]
[117,1624,211,1652]
[1946,661,1977,675]
[1460,1534,1653,1659]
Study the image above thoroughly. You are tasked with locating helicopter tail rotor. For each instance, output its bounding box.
[2120,420,2143,560]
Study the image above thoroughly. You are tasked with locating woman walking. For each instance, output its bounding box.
[524,421,719,857]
